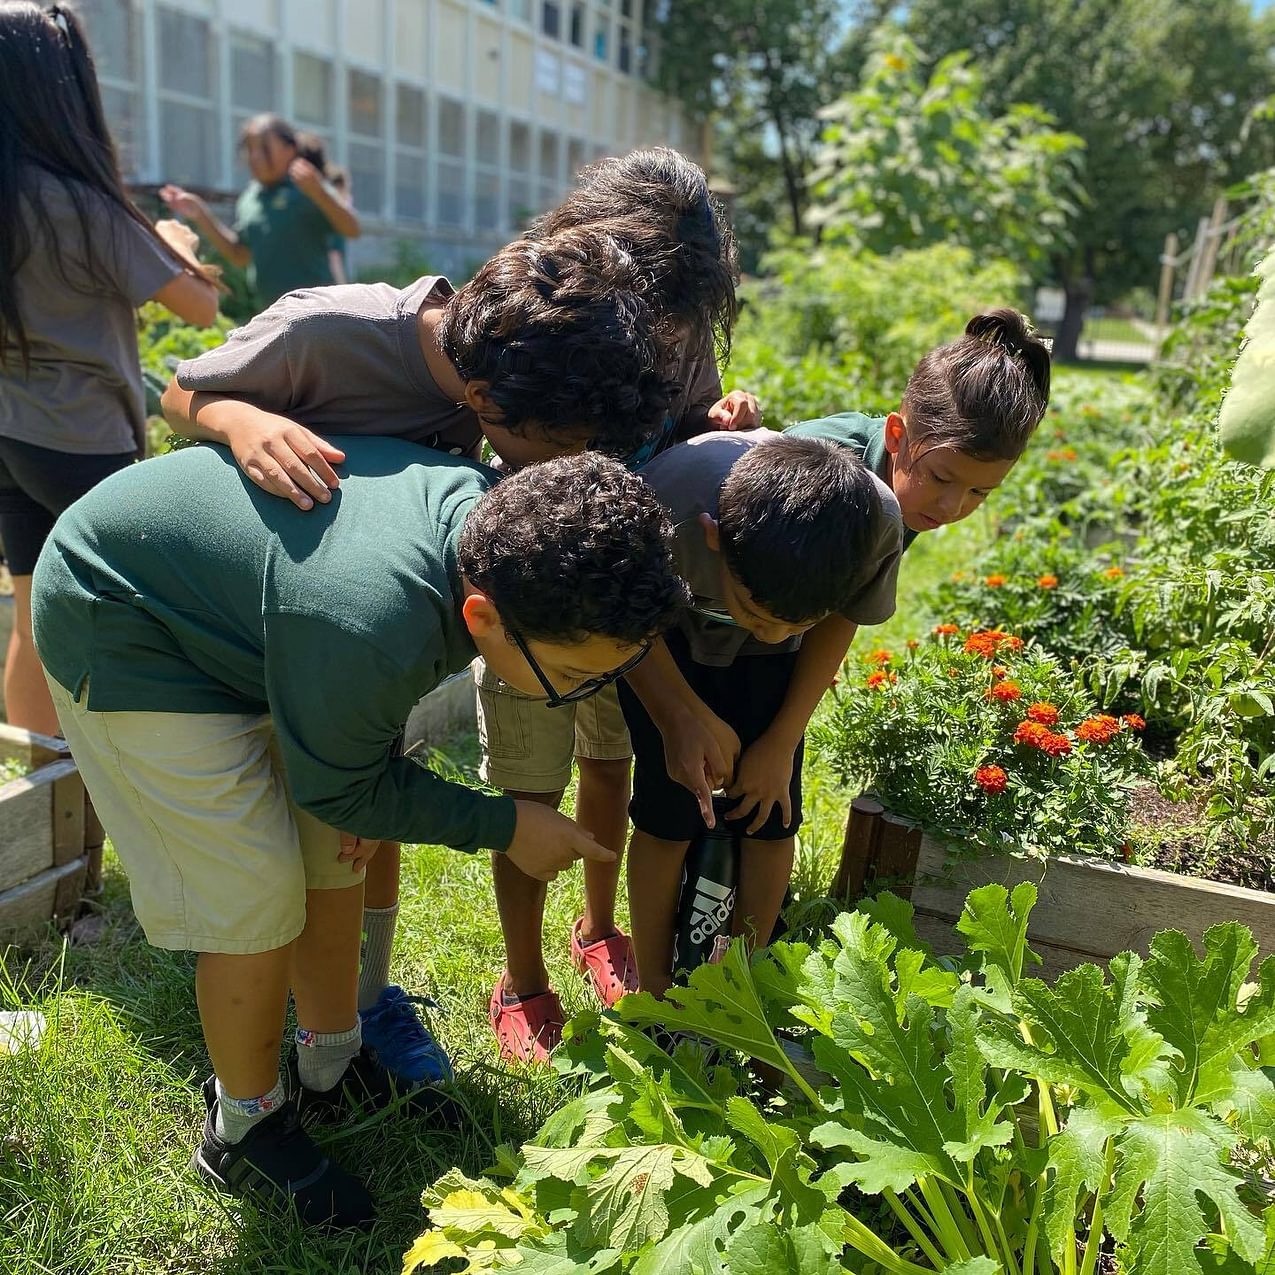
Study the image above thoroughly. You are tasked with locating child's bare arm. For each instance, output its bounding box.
[624,636,741,823]
[289,160,361,238]
[726,614,858,832]
[159,185,251,268]
[160,381,345,510]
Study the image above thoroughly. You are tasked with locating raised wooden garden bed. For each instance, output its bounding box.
[833,796,1275,979]
[0,724,94,941]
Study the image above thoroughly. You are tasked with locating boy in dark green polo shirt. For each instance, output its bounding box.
[32,440,688,1229]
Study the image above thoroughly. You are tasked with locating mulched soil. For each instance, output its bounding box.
[1126,783,1272,893]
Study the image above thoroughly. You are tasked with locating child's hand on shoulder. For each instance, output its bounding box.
[707,390,762,431]
[224,408,347,510]
[725,731,795,834]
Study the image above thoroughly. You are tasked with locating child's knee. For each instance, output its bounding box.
[576,755,631,795]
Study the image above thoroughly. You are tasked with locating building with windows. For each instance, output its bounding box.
[80,0,694,274]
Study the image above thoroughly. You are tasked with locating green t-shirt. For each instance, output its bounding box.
[785,413,919,550]
[235,178,335,306]
[32,438,516,854]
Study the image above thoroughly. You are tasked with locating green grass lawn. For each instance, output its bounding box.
[0,389,1034,1273]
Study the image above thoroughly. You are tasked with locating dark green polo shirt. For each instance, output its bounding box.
[32,437,515,854]
[235,178,335,305]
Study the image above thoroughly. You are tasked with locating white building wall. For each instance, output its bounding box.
[78,0,693,276]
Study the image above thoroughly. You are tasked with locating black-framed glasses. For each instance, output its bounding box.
[507,628,652,709]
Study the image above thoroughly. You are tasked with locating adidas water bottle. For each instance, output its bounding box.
[672,796,741,977]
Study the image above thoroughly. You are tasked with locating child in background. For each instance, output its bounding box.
[159,219,677,1084]
[480,148,762,1063]
[160,113,360,307]
[0,1,220,737]
[626,309,1052,996]
[294,132,354,285]
[34,444,688,1227]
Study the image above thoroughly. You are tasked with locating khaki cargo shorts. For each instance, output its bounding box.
[47,677,361,955]
[472,655,632,794]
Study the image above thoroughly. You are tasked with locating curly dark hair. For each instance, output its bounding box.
[437,225,675,458]
[527,147,739,366]
[458,453,690,646]
[717,436,898,624]
[902,309,1052,462]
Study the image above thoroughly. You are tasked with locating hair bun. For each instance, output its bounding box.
[965,308,1031,354]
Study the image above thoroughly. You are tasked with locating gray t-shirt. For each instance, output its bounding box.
[1,171,183,455]
[640,428,903,666]
[175,276,483,457]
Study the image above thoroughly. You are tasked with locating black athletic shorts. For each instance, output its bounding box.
[617,626,803,843]
[0,435,135,575]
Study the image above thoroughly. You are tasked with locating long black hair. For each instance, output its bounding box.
[0,2,197,368]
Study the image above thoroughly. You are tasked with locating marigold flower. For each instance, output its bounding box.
[1037,573,1059,590]
[951,571,967,583]
[866,670,897,690]
[992,665,1009,680]
[1002,636,1024,652]
[1076,714,1120,745]
[1062,447,1078,461]
[1040,731,1073,757]
[984,573,1008,588]
[1026,702,1059,725]
[907,638,920,650]
[1046,449,1066,462]
[934,623,960,637]
[1122,713,1146,731]
[1013,720,1050,748]
[987,680,1023,703]
[1103,565,1124,580]
[868,649,892,665]
[964,630,1006,658]
[974,765,1008,794]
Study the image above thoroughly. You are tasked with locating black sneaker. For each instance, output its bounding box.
[290,1046,462,1125]
[191,1076,375,1230]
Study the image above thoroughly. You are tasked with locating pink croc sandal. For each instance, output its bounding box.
[488,975,564,1065]
[571,919,639,1008]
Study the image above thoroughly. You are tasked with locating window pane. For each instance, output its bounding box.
[508,0,531,18]
[158,6,213,98]
[542,1,560,38]
[347,140,384,213]
[508,176,534,229]
[230,33,276,113]
[476,110,500,166]
[437,158,466,228]
[437,97,466,158]
[509,121,532,172]
[569,2,584,46]
[161,102,217,187]
[348,69,383,138]
[101,84,142,178]
[618,24,631,72]
[395,149,426,221]
[396,84,426,149]
[475,171,501,230]
[593,19,608,61]
[620,0,631,15]
[567,137,587,177]
[538,180,558,212]
[79,0,136,82]
[539,131,559,181]
[294,53,333,126]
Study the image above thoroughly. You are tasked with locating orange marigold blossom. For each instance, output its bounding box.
[1122,713,1146,731]
[907,638,920,650]
[868,649,892,665]
[1040,731,1073,757]
[985,573,1008,588]
[1002,635,1024,652]
[974,765,1008,794]
[1037,573,1059,589]
[992,665,1009,680]
[1076,714,1120,745]
[987,680,1023,703]
[1013,720,1050,747]
[1104,565,1124,580]
[934,623,960,637]
[865,670,897,690]
[1026,702,1059,725]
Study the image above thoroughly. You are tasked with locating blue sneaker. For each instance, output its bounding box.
[359,985,455,1085]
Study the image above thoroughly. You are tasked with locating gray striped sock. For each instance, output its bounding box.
[358,904,399,1012]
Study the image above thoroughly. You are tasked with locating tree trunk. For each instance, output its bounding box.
[1053,276,1093,364]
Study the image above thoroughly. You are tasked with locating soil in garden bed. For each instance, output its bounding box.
[1126,783,1272,893]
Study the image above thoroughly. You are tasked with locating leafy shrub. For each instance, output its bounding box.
[725,242,1025,425]
[408,888,1275,1274]
[813,628,1152,862]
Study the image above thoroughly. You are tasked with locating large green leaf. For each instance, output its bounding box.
[1043,1106,1118,1264]
[979,964,1173,1115]
[1139,924,1275,1108]
[627,1185,772,1275]
[956,882,1041,1001]
[576,1144,682,1252]
[724,1220,845,1274]
[1105,1109,1265,1275]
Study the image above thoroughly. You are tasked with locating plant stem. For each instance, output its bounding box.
[1077,1140,1117,1275]
[919,1179,971,1261]
[884,1189,948,1269]
[841,1211,936,1275]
